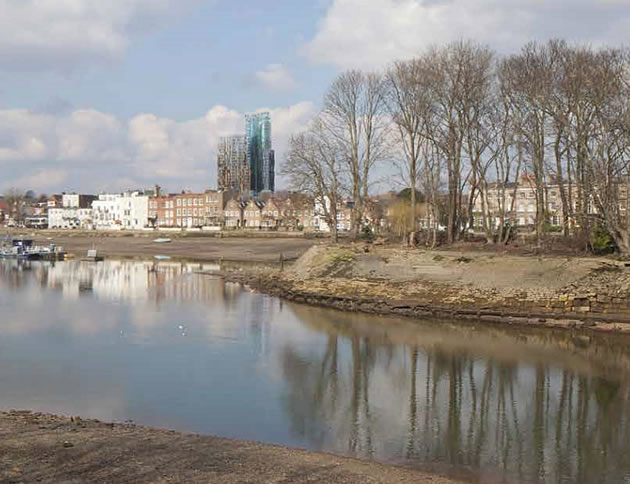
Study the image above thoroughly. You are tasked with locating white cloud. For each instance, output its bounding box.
[128,105,242,179]
[11,169,69,193]
[262,101,316,155]
[0,102,317,193]
[304,0,630,69]
[255,64,298,91]
[0,0,202,71]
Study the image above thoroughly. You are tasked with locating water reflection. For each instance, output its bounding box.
[1,260,630,484]
[282,306,630,484]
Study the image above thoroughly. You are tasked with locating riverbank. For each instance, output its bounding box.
[0,411,460,484]
[219,244,630,334]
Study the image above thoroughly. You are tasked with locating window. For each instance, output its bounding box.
[177,199,181,206]
[177,209,181,216]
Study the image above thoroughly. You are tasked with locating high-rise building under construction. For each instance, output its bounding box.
[246,112,274,195]
[216,135,250,193]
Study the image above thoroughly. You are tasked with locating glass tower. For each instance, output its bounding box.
[245,112,275,195]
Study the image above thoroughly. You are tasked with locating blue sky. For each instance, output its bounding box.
[0,1,334,120]
[1,0,629,194]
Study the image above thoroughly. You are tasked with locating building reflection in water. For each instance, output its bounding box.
[0,259,241,306]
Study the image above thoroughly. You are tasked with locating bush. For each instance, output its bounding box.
[590,223,617,254]
[360,225,374,241]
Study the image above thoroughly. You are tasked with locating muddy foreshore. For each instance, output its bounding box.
[0,411,460,484]
[215,244,630,335]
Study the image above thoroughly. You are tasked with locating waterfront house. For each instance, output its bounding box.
[92,191,149,231]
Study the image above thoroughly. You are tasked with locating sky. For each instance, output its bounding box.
[1,0,630,194]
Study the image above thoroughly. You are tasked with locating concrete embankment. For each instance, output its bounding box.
[0,411,460,484]
[220,244,630,334]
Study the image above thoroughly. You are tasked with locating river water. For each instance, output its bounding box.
[1,259,629,484]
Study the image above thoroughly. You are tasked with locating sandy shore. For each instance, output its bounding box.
[0,411,460,484]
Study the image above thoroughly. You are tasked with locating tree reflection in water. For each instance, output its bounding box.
[280,304,630,484]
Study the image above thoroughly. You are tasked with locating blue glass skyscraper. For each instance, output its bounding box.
[245,112,275,195]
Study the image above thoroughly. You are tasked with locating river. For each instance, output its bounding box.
[1,259,629,484]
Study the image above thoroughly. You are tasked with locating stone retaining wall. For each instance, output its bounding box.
[245,276,630,334]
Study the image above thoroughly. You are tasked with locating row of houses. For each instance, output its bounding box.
[0,189,357,233]
[148,190,354,232]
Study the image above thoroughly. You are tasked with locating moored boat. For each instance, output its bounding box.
[0,237,66,261]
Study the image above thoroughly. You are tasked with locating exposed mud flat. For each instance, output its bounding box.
[0,411,460,484]
[24,232,317,264]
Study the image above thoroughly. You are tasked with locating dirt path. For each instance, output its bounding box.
[0,411,460,484]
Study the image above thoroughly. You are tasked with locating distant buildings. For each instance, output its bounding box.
[473,175,583,230]
[217,112,275,197]
[48,193,97,229]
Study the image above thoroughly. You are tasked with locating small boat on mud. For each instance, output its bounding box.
[0,237,66,261]
[81,248,104,262]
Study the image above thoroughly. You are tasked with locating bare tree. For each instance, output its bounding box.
[584,47,630,254]
[283,117,345,243]
[323,70,390,238]
[420,141,443,247]
[3,188,27,226]
[387,58,429,244]
[417,41,494,243]
[501,42,556,245]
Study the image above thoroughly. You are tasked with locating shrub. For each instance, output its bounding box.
[590,223,617,254]
[360,225,374,241]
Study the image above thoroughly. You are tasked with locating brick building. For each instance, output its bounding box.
[149,190,233,228]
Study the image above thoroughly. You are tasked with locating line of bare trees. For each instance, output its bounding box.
[284,39,630,255]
